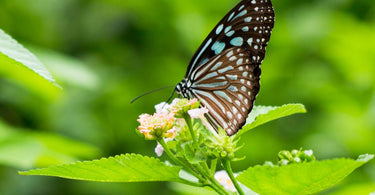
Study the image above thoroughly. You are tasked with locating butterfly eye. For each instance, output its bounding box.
[176,0,274,135]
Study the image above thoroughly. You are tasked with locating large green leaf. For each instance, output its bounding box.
[0,29,60,100]
[236,154,374,195]
[0,120,100,169]
[28,46,100,90]
[20,154,182,182]
[239,104,306,135]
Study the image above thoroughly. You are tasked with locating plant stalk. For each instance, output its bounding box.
[183,114,199,148]
[158,138,203,181]
[221,158,244,195]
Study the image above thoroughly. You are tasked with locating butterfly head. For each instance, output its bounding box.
[175,78,190,98]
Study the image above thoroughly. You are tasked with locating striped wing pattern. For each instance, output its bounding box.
[190,47,259,135]
[176,0,274,135]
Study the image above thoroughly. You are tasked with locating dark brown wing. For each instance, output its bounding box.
[189,47,259,135]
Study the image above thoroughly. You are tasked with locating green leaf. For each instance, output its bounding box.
[0,29,60,100]
[236,154,374,195]
[329,183,375,195]
[239,104,306,135]
[20,154,182,182]
[27,45,100,90]
[0,120,100,169]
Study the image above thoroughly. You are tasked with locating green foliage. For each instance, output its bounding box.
[0,120,100,169]
[0,29,59,100]
[20,154,181,182]
[237,154,374,195]
[239,104,306,135]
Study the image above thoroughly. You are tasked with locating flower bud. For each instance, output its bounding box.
[278,149,316,165]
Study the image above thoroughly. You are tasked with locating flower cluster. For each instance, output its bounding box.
[169,98,200,118]
[137,98,210,156]
[137,113,176,140]
[205,129,239,159]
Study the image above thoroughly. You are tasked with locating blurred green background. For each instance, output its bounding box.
[0,0,375,194]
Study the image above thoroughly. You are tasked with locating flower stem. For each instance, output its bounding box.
[157,138,203,181]
[177,178,204,187]
[194,163,229,195]
[210,159,218,175]
[183,114,198,148]
[221,158,244,195]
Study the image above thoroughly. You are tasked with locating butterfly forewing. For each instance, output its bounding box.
[190,47,259,135]
[186,0,274,78]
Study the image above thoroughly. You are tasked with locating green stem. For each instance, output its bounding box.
[183,114,198,148]
[194,164,229,195]
[221,158,244,195]
[177,178,204,187]
[158,138,203,181]
[210,159,218,175]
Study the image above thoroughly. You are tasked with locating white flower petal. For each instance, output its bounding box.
[154,142,164,156]
[214,170,238,192]
[188,107,209,118]
[155,102,169,114]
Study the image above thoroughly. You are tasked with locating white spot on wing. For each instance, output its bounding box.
[226,50,234,57]
[236,58,243,65]
[247,38,253,46]
[211,41,226,55]
[229,56,237,61]
[230,37,243,46]
[216,24,224,34]
[244,17,252,22]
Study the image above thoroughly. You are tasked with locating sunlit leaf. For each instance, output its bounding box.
[329,183,375,195]
[28,46,100,90]
[0,29,60,100]
[237,154,374,195]
[239,104,306,135]
[20,154,182,182]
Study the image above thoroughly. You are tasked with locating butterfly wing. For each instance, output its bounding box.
[185,0,274,78]
[189,47,259,135]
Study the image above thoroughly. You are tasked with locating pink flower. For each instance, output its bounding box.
[137,112,176,140]
[169,98,200,118]
[188,107,215,134]
[214,170,238,192]
[188,107,208,118]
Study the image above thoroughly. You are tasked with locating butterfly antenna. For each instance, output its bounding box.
[166,88,176,104]
[130,85,175,103]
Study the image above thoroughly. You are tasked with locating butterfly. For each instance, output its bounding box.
[175,0,275,136]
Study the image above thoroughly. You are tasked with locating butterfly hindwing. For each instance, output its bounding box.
[190,47,259,135]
